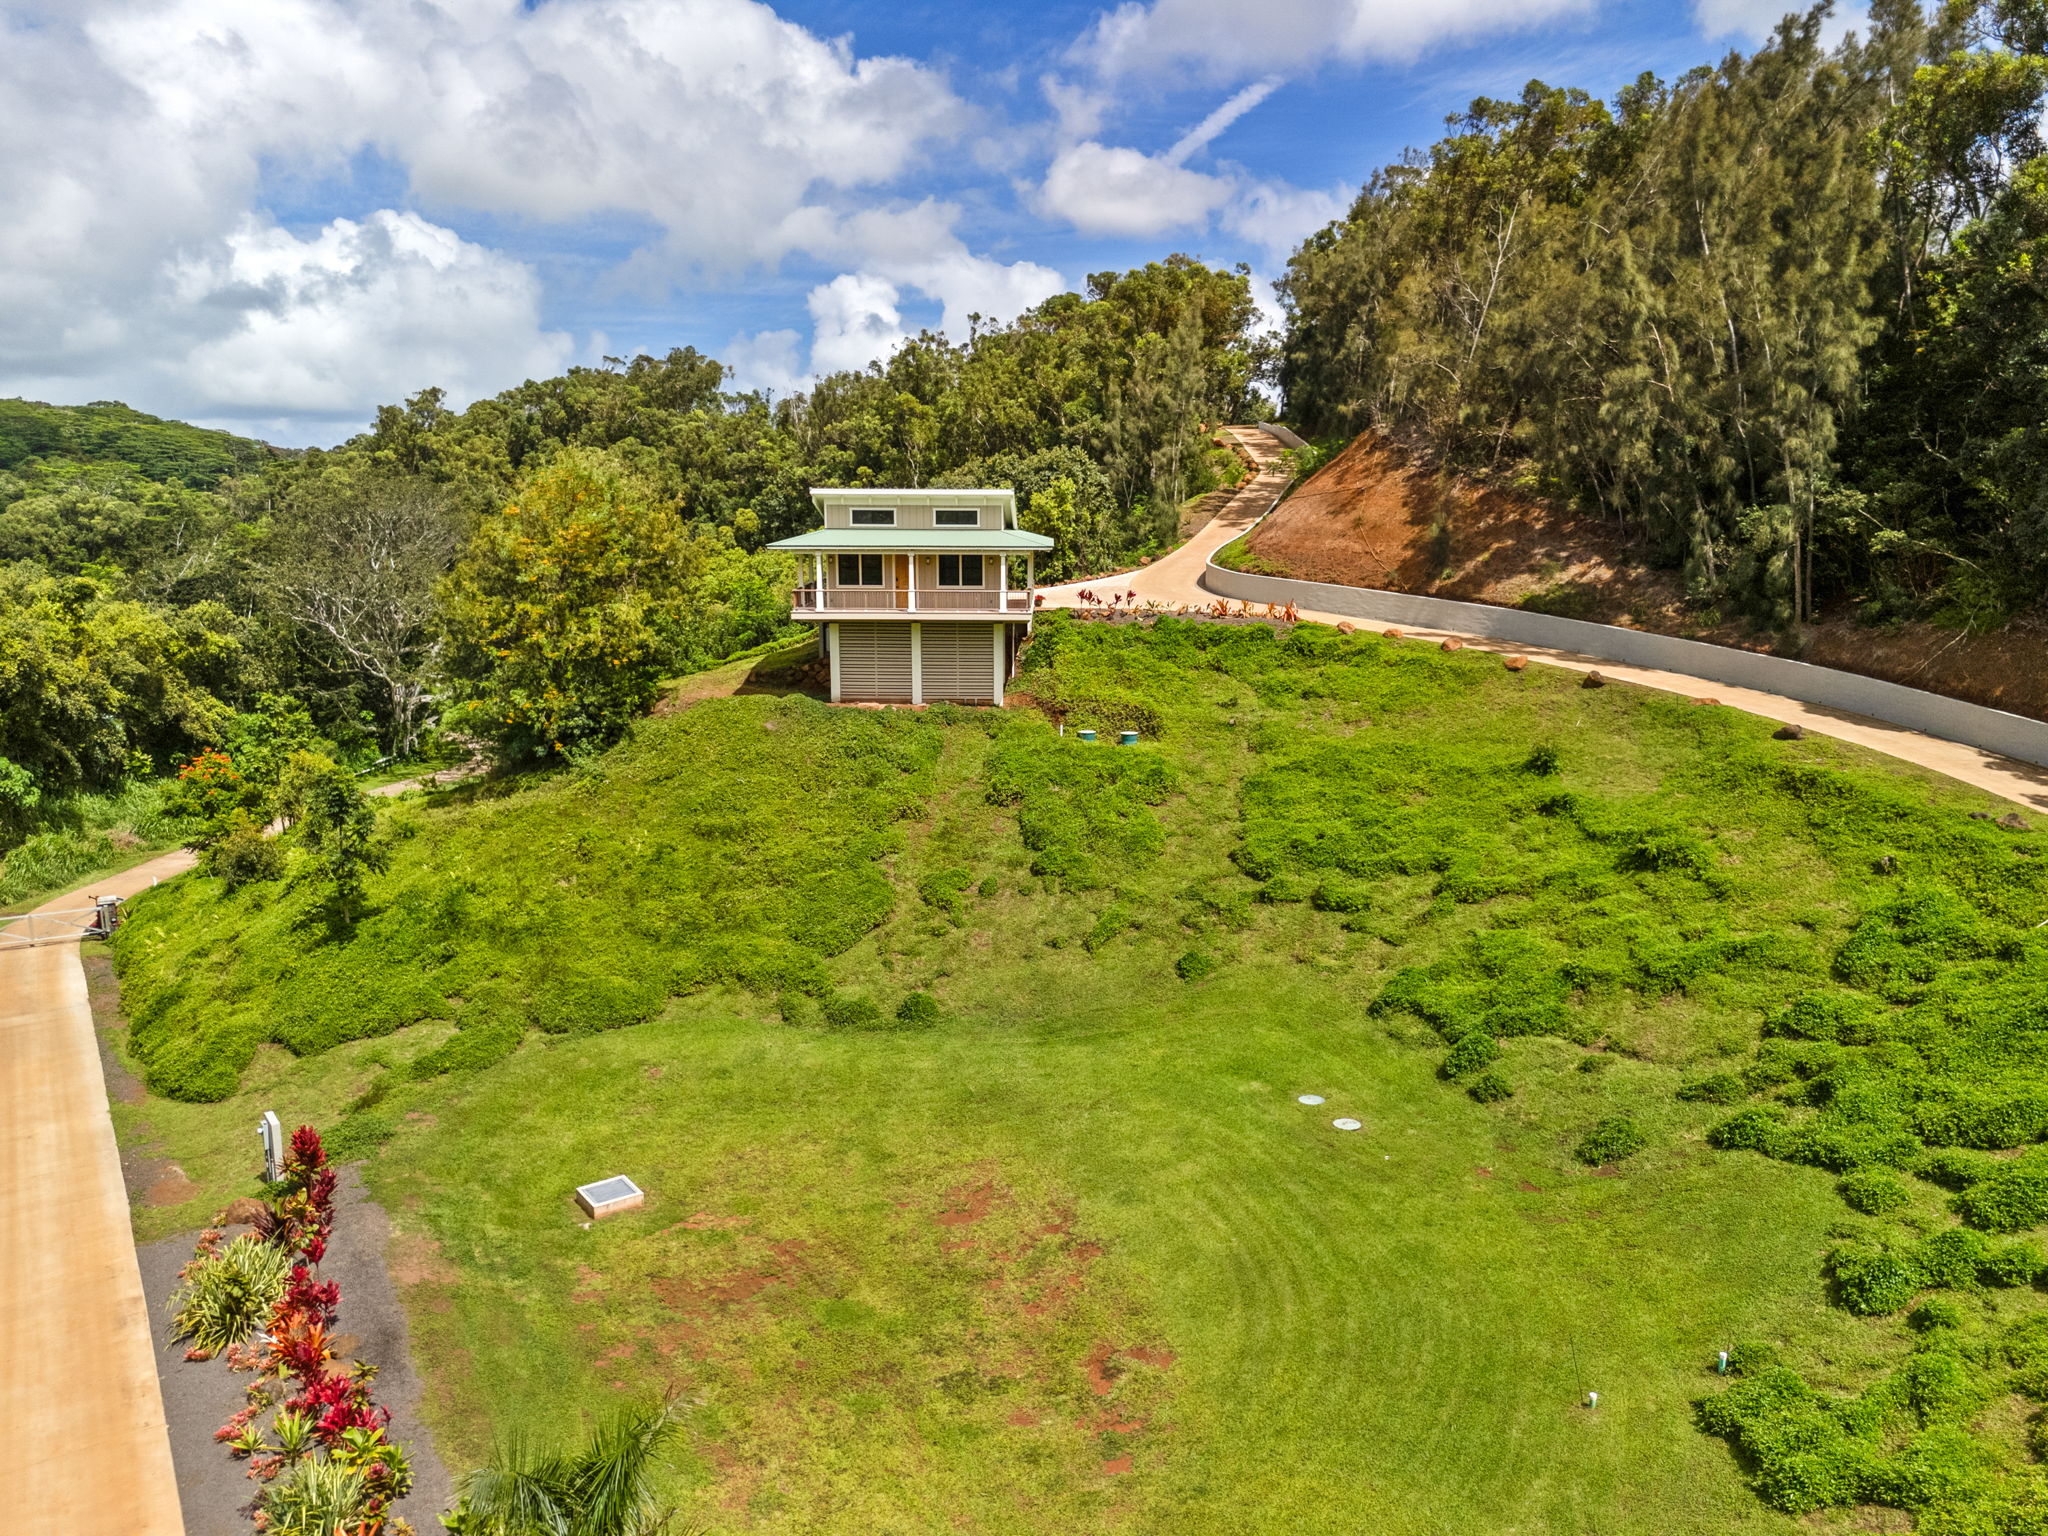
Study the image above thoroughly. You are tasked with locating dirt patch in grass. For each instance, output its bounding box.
[389,1232,459,1287]
[146,1164,201,1205]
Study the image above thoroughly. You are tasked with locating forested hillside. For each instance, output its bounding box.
[1280,0,2048,636]
[0,258,1265,897]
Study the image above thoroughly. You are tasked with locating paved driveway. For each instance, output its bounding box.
[4,851,194,1536]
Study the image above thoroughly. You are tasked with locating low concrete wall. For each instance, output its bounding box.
[1256,421,1308,451]
[1203,558,2048,769]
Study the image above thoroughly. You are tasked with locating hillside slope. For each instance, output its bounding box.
[1243,432,2048,722]
[0,397,278,486]
[106,615,2048,1535]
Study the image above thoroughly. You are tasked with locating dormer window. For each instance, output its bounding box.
[850,507,895,526]
[934,508,979,527]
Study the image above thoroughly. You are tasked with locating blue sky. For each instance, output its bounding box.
[0,0,1847,445]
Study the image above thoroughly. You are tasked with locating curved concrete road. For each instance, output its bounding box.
[1040,428,2048,812]
[4,850,194,1536]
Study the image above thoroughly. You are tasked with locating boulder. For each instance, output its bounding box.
[215,1197,269,1228]
[1582,670,1607,688]
[1999,812,2032,831]
[1693,697,1722,707]
[1383,628,1404,640]
[1773,723,1805,740]
[1440,637,1464,653]
[1335,621,1356,634]
[1502,655,1528,672]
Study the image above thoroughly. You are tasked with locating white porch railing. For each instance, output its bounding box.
[792,586,1033,615]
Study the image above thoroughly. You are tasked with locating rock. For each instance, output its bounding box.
[1383,628,1404,640]
[1998,812,2032,831]
[1139,557,1152,566]
[1693,697,1722,707]
[1970,811,1995,821]
[1582,671,1606,688]
[215,1197,269,1228]
[1773,723,1805,740]
[1874,854,1898,874]
[1503,655,1528,672]
[1335,621,1356,634]
[1440,637,1464,653]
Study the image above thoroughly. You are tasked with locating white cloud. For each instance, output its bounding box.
[722,329,807,398]
[1038,142,1237,237]
[1074,0,1595,83]
[171,212,572,420]
[0,0,974,440]
[1693,0,1869,43]
[1223,179,1353,262]
[807,273,908,377]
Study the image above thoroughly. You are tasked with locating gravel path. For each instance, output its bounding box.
[1039,427,2048,812]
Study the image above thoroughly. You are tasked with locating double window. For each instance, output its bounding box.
[837,553,885,586]
[937,554,984,587]
[934,508,979,527]
[849,507,895,526]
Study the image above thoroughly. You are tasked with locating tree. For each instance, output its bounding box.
[269,467,465,755]
[439,447,690,765]
[280,752,387,916]
[443,1401,682,1536]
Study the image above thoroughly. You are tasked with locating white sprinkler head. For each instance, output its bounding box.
[1297,1094,1325,1105]
[1332,1118,1362,1131]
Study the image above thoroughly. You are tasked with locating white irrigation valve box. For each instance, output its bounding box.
[575,1175,645,1220]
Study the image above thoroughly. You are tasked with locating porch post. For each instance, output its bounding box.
[910,622,924,706]
[813,552,824,612]
[998,552,1008,612]
[907,553,917,613]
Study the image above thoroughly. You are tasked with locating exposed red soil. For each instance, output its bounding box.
[675,1211,752,1231]
[1101,1456,1134,1475]
[1084,1341,1177,1396]
[934,1181,1001,1228]
[1518,1180,1543,1194]
[1246,431,2048,722]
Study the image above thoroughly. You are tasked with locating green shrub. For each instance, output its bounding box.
[406,1019,522,1081]
[1909,1298,1965,1332]
[1466,1069,1513,1104]
[1914,1228,1989,1290]
[1310,878,1373,914]
[1914,1090,2048,1150]
[1575,1116,1646,1165]
[1840,1169,1911,1215]
[1176,950,1220,983]
[1083,903,1136,953]
[1441,1032,1500,1079]
[1678,1072,1746,1104]
[1727,1341,1780,1375]
[1983,1240,2045,1287]
[976,875,999,899]
[1259,872,1311,903]
[822,992,886,1030]
[1916,1149,1995,1190]
[895,991,940,1029]
[1829,1243,1920,1315]
[918,866,973,921]
[202,809,283,889]
[1710,1106,1787,1153]
[1956,1157,2048,1233]
[1522,743,1561,775]
[170,1233,293,1352]
[1624,828,1716,878]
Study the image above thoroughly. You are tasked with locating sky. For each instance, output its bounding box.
[0,0,1859,446]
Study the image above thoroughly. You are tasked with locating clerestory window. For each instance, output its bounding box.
[934,508,979,527]
[849,507,895,526]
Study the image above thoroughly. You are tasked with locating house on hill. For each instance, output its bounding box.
[767,488,1053,706]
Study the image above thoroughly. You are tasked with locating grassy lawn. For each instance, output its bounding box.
[107,615,2048,1533]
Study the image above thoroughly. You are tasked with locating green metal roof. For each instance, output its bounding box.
[766,528,1054,552]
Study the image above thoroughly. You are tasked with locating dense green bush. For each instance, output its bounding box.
[1678,1072,1747,1104]
[1574,1116,1646,1166]
[1829,1243,1921,1315]
[1440,1032,1500,1079]
[169,1233,293,1353]
[822,993,886,1030]
[1176,950,1219,983]
[1840,1169,1911,1215]
[1955,1154,2048,1233]
[895,991,940,1028]
[1909,1298,1965,1332]
[1466,1069,1513,1104]
[203,809,284,889]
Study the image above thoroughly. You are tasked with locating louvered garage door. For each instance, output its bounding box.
[836,622,913,702]
[920,623,997,704]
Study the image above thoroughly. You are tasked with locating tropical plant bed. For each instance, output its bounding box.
[108,613,2048,1535]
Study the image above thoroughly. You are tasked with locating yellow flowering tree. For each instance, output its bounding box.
[439,447,687,764]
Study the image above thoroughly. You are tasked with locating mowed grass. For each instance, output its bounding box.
[107,615,2047,1533]
[365,967,1854,1536]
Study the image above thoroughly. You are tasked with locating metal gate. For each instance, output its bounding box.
[0,897,123,952]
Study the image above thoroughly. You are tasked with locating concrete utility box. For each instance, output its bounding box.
[575,1176,645,1220]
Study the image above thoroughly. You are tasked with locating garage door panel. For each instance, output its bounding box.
[921,623,996,704]
[837,622,913,702]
